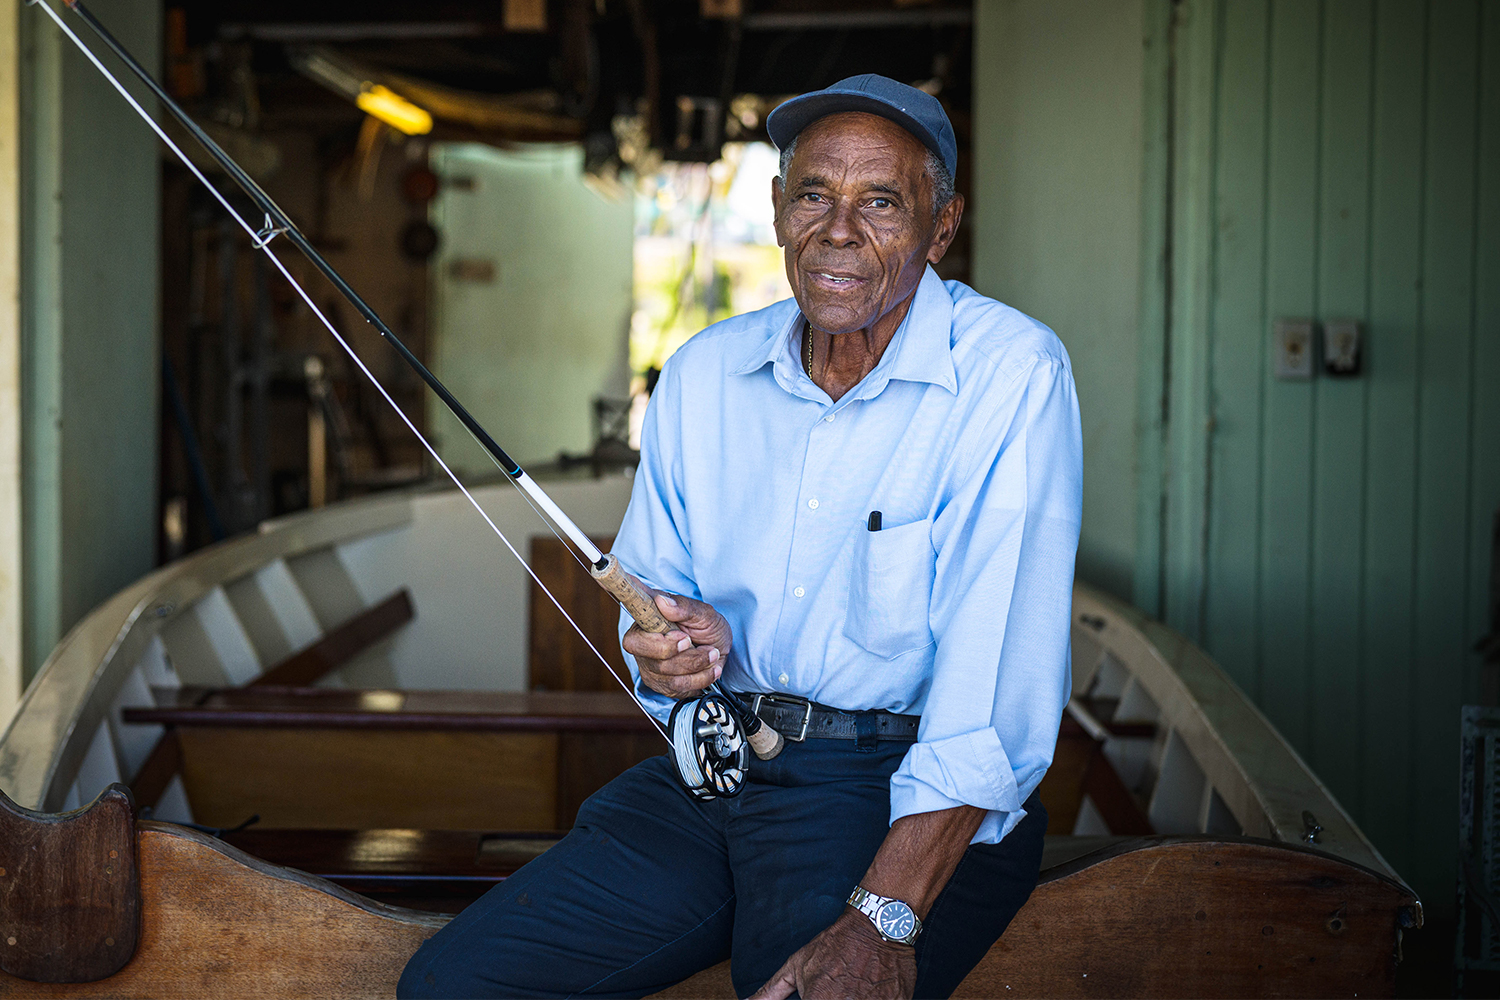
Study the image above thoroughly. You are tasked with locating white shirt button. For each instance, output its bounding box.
[793,586,805,598]
[807,498,819,510]
[778,672,789,686]
[824,414,835,423]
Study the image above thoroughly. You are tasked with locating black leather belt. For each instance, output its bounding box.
[749,693,920,745]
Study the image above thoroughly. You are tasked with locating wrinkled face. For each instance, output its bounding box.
[773,112,955,337]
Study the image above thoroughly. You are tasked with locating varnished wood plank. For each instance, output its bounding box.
[251,589,414,688]
[0,785,138,984]
[529,535,632,693]
[556,731,664,829]
[1080,745,1154,836]
[1204,0,1271,700]
[656,838,1416,1000]
[1360,0,1427,890]
[1037,717,1097,834]
[1309,0,1375,815]
[1411,0,1481,913]
[1258,0,1321,754]
[219,829,563,904]
[175,728,559,830]
[125,687,659,731]
[0,822,445,998]
[126,730,181,811]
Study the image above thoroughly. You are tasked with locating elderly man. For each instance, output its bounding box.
[400,75,1081,1000]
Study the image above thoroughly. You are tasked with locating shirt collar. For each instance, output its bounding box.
[727,266,958,397]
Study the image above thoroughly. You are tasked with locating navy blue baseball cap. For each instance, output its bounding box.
[766,74,957,178]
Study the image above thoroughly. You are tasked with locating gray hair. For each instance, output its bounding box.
[777,134,955,219]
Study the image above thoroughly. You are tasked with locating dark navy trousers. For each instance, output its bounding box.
[398,736,1046,1000]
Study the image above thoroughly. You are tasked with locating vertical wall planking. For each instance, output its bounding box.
[1161,0,1219,640]
[1309,0,1375,809]
[1203,0,1271,699]
[1409,0,1481,904]
[1257,0,1322,752]
[1357,0,1425,874]
[1471,0,1500,705]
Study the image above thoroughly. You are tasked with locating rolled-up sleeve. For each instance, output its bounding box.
[888,357,1082,843]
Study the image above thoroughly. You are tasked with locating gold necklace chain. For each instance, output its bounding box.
[804,324,814,377]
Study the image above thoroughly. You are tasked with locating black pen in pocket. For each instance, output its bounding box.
[867,511,882,531]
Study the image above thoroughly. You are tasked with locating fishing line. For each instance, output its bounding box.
[33,0,669,744]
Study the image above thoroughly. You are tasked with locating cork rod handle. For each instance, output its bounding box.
[589,554,673,634]
[590,553,784,761]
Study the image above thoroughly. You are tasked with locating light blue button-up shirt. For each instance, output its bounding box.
[614,266,1082,843]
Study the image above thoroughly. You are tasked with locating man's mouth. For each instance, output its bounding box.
[809,271,865,287]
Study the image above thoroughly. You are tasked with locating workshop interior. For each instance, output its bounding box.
[0,0,1496,996]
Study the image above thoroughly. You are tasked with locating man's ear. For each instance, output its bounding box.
[926,194,965,265]
[771,175,786,248]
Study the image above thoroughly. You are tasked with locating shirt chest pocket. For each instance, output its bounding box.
[843,516,937,659]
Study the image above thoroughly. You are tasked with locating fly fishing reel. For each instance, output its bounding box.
[670,692,750,800]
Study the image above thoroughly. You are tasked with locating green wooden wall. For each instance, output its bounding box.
[18,0,161,686]
[1160,0,1500,911]
[970,0,1148,602]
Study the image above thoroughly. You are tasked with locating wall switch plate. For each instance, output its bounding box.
[1274,318,1316,380]
[1323,318,1362,376]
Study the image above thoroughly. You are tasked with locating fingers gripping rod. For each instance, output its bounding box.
[50,0,784,768]
[592,558,784,762]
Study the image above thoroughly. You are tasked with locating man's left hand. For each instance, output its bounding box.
[749,909,915,1000]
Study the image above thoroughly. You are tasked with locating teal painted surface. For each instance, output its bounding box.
[1168,0,1499,912]
[19,0,161,684]
[428,143,633,474]
[970,0,1147,602]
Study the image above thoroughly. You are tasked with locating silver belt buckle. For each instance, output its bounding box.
[752,693,813,742]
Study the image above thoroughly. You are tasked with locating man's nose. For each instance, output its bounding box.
[817,200,861,248]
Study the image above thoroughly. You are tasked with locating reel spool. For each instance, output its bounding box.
[669,692,750,800]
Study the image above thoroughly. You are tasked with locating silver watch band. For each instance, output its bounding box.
[847,885,922,945]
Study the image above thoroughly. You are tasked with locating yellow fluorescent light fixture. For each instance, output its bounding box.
[356,84,433,135]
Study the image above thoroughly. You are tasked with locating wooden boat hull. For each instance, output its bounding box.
[0,481,1422,997]
[0,812,1414,999]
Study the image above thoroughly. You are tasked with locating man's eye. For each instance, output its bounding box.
[800,192,824,203]
[870,198,892,209]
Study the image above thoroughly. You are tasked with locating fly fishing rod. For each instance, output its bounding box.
[39,0,781,797]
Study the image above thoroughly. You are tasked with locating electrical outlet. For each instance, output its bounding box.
[1323,319,1362,376]
[1274,319,1315,380]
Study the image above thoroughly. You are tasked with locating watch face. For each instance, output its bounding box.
[876,901,916,941]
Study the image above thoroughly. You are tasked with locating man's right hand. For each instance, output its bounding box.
[623,590,733,699]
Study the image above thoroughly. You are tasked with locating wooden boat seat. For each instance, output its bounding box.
[122,688,661,832]
[219,827,563,911]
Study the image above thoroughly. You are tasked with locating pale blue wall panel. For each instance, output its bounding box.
[1309,0,1374,811]
[1256,0,1322,753]
[1178,0,1495,910]
[1204,0,1271,700]
[1409,0,1481,907]
[1356,0,1427,885]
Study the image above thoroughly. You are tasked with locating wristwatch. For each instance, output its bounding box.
[847,885,922,945]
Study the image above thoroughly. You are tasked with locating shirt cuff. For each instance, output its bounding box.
[888,728,1027,844]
